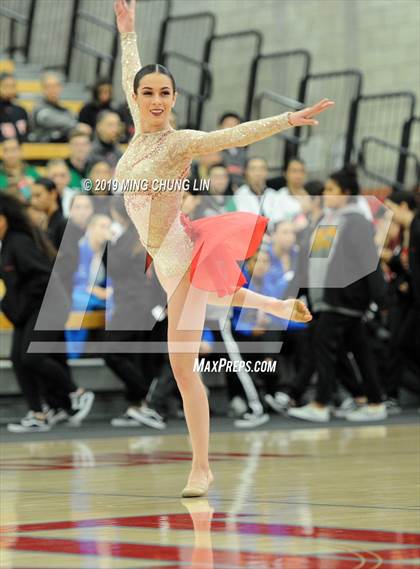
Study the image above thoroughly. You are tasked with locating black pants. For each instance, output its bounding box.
[102,318,168,405]
[11,310,76,413]
[314,312,383,405]
[287,316,364,403]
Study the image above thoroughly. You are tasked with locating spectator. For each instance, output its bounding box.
[0,72,29,142]
[275,158,307,222]
[86,160,114,215]
[79,78,115,130]
[189,150,223,195]
[229,156,282,230]
[103,196,167,429]
[288,165,388,423]
[46,159,80,217]
[65,214,113,358]
[0,194,94,432]
[30,72,78,142]
[30,177,67,250]
[66,130,92,190]
[0,138,40,201]
[86,110,123,170]
[191,163,234,219]
[217,112,247,190]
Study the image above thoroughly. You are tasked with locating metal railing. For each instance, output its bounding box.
[0,0,35,61]
[358,136,419,191]
[161,51,212,128]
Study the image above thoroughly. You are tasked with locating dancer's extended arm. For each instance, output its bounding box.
[174,99,335,158]
[115,0,141,134]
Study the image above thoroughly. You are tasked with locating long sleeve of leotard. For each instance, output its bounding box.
[173,113,293,158]
[120,31,141,134]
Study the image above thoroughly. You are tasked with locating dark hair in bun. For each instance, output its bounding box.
[329,164,359,196]
[133,64,176,94]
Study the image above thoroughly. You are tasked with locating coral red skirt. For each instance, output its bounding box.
[179,211,269,297]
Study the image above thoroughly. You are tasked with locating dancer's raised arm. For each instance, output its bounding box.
[174,99,335,158]
[115,0,141,133]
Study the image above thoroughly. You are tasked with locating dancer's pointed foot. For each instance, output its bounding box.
[181,469,214,498]
[266,298,312,323]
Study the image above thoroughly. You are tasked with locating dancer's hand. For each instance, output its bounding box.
[114,0,135,33]
[288,99,335,127]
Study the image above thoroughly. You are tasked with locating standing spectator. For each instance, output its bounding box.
[86,160,114,216]
[30,72,78,142]
[86,111,123,170]
[79,78,115,130]
[0,73,29,142]
[0,194,94,432]
[65,214,113,358]
[0,138,40,201]
[104,196,167,428]
[30,177,67,250]
[289,166,387,423]
[217,112,247,190]
[46,159,80,217]
[66,130,92,190]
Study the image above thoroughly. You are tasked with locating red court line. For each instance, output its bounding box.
[3,514,418,546]
[5,535,417,568]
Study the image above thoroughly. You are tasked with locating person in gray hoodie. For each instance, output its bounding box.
[289,165,388,423]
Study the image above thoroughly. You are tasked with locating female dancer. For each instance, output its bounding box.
[114,0,334,497]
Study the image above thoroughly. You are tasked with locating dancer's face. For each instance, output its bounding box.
[133,73,177,131]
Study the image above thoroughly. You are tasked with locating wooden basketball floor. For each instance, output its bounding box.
[1,422,419,568]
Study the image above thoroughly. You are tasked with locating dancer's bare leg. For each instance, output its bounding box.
[206,286,312,322]
[154,266,214,492]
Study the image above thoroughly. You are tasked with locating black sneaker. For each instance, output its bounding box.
[7,412,51,433]
[68,390,95,425]
[127,405,166,430]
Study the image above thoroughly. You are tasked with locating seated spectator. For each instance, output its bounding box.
[189,150,223,195]
[276,158,307,222]
[217,112,247,190]
[30,177,67,249]
[86,160,114,215]
[229,156,282,230]
[30,72,78,142]
[79,78,116,130]
[0,72,29,142]
[0,138,40,201]
[288,165,388,423]
[191,163,234,219]
[66,130,92,190]
[46,159,80,217]
[65,213,113,358]
[86,110,123,170]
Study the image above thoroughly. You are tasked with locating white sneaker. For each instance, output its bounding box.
[234,412,270,429]
[111,412,142,427]
[68,390,95,425]
[346,404,387,422]
[45,408,69,426]
[127,405,166,430]
[7,414,51,433]
[384,398,401,415]
[228,396,248,417]
[288,404,330,423]
[333,397,360,418]
[264,392,291,414]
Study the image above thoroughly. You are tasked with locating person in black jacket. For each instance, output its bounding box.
[104,196,168,428]
[0,194,94,432]
[289,165,387,423]
[78,78,116,130]
[0,73,29,142]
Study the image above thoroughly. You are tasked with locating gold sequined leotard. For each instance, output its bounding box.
[115,31,293,279]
